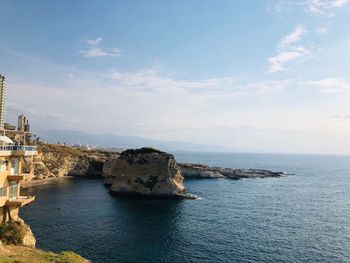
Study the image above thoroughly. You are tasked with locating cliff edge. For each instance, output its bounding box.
[0,245,89,263]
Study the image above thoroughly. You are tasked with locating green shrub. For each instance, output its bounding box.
[0,222,27,245]
[56,251,87,263]
[0,248,88,263]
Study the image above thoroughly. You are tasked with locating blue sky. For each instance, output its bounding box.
[1,0,350,154]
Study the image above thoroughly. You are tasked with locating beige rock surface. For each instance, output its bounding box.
[107,148,195,198]
[21,223,36,248]
[21,143,116,184]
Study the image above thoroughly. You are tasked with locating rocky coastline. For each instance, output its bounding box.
[8,143,286,261]
[23,143,286,197]
[21,143,117,187]
[179,163,285,179]
[22,143,287,188]
[6,143,285,262]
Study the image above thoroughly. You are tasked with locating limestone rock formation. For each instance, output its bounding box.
[22,143,116,184]
[0,220,36,248]
[102,158,119,186]
[107,148,196,198]
[179,163,225,178]
[20,222,36,248]
[179,163,285,179]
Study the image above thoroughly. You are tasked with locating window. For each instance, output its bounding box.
[9,183,18,200]
[0,161,6,172]
[11,159,19,175]
[0,186,7,197]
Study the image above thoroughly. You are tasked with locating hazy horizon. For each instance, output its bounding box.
[1,0,350,154]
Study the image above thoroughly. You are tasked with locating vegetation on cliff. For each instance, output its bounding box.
[0,245,89,263]
[0,222,88,262]
[0,222,28,246]
[0,221,35,248]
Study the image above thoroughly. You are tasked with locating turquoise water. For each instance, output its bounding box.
[21,153,350,262]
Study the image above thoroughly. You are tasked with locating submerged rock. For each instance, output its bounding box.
[107,147,195,199]
[179,163,285,179]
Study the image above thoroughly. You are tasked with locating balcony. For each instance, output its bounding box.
[0,145,37,156]
[6,195,35,207]
[7,175,24,181]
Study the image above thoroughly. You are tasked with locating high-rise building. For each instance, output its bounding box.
[0,74,6,130]
[18,115,26,132]
[17,115,31,132]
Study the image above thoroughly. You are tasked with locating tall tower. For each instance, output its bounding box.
[0,74,6,130]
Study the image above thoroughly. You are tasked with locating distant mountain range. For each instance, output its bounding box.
[37,130,233,152]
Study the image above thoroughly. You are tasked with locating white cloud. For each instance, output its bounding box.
[8,70,295,143]
[9,69,350,154]
[270,1,284,13]
[105,70,294,96]
[308,77,350,92]
[80,37,122,58]
[105,70,237,92]
[247,79,294,93]
[80,47,122,58]
[268,0,349,17]
[278,25,307,49]
[305,0,349,15]
[316,26,327,34]
[267,0,295,14]
[268,25,310,73]
[85,37,103,46]
[268,48,309,73]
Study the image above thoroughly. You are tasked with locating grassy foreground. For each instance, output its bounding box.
[0,245,89,263]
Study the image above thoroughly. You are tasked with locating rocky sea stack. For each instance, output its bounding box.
[105,147,196,199]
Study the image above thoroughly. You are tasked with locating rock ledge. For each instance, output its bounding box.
[179,163,285,179]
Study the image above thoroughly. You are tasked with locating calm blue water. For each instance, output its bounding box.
[20,153,350,263]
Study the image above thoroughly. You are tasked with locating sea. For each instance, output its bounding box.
[20,152,350,263]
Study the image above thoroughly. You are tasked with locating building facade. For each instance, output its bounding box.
[0,143,37,222]
[0,74,37,222]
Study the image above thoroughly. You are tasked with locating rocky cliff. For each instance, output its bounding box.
[105,148,196,199]
[0,220,36,248]
[27,143,285,197]
[23,143,117,184]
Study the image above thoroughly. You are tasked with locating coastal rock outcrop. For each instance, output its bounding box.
[22,143,116,184]
[20,222,36,248]
[179,163,285,179]
[0,220,36,248]
[102,158,119,186]
[107,148,196,199]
